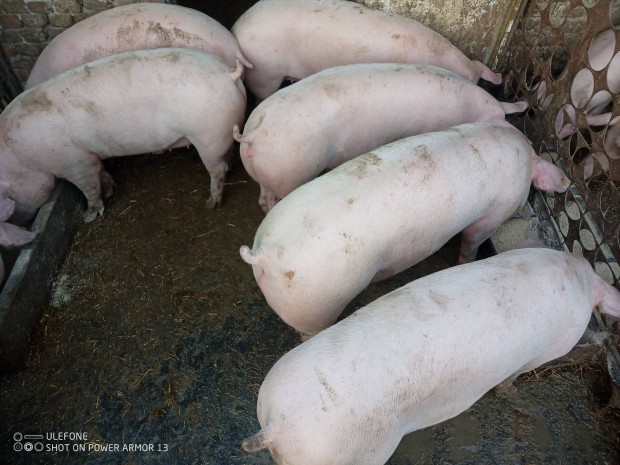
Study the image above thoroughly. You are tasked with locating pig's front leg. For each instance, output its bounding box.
[61,152,106,222]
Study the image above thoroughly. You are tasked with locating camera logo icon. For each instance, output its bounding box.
[13,433,23,452]
[13,432,44,452]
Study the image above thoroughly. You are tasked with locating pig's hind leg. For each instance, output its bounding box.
[259,185,279,213]
[458,213,509,264]
[100,168,116,200]
[494,349,567,398]
[193,142,231,209]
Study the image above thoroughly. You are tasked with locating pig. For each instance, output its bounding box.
[231,0,502,100]
[0,183,37,284]
[233,63,528,212]
[239,123,570,336]
[25,2,251,89]
[0,48,246,222]
[242,247,620,465]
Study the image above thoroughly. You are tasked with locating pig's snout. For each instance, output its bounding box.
[499,99,529,115]
[473,61,503,85]
[593,273,620,318]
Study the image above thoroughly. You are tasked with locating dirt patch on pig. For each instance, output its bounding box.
[145,21,175,45]
[344,152,382,179]
[17,88,53,113]
[116,20,142,42]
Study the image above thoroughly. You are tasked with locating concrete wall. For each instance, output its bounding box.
[0,0,174,83]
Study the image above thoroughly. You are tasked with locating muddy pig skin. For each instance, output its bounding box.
[25,3,251,89]
[233,63,527,212]
[0,48,246,221]
[240,123,569,335]
[231,0,502,100]
[242,248,620,465]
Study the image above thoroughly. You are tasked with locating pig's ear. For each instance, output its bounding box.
[0,196,16,222]
[531,156,570,193]
[0,222,36,248]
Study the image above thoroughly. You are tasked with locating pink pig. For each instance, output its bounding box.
[233,63,527,212]
[25,2,251,89]
[240,123,570,336]
[243,247,620,465]
[231,0,502,100]
[0,48,246,222]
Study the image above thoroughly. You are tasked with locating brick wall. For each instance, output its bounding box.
[0,0,175,84]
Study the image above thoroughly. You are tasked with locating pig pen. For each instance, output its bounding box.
[0,1,619,465]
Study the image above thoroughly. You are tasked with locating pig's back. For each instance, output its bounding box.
[234,0,476,83]
[248,63,505,193]
[26,3,240,88]
[262,124,532,278]
[8,49,244,160]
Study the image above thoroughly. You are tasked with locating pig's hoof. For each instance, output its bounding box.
[83,207,104,223]
[258,192,280,214]
[298,331,314,342]
[205,196,220,209]
[83,210,98,223]
[493,380,518,398]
